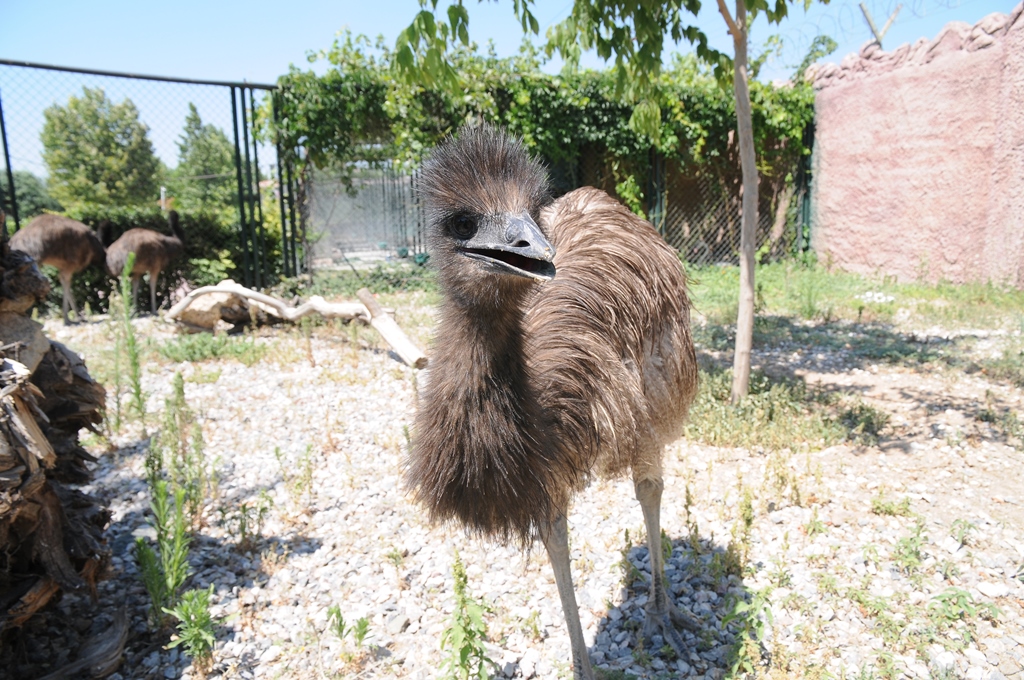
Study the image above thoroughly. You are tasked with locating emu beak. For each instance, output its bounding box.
[461,212,556,281]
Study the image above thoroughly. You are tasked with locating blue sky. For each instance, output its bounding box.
[2,0,1014,84]
[0,0,1015,175]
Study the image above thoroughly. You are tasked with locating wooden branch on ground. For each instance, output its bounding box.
[165,280,428,369]
[357,288,429,369]
[165,280,370,323]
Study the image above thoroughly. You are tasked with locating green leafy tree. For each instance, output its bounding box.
[9,170,63,220]
[41,87,161,209]
[171,103,236,212]
[395,0,828,401]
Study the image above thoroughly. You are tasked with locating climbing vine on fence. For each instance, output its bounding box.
[266,32,814,212]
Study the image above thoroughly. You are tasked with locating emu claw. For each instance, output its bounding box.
[642,601,701,656]
[668,600,701,632]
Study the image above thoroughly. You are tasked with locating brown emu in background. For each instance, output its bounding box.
[9,214,107,324]
[409,126,699,680]
[106,210,185,314]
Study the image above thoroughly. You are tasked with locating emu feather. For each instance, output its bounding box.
[105,210,185,314]
[9,214,106,325]
[408,125,698,680]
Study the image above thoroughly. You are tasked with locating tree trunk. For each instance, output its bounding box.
[722,0,759,403]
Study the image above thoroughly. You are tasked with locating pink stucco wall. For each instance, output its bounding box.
[809,4,1024,286]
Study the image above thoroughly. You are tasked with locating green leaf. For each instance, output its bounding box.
[396,45,415,72]
[416,10,437,39]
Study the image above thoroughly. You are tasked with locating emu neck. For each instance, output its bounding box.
[439,284,534,379]
[412,284,558,543]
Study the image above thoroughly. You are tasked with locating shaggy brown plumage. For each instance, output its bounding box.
[105,210,185,313]
[9,214,106,324]
[408,125,698,680]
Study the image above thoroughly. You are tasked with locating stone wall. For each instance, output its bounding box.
[808,3,1024,287]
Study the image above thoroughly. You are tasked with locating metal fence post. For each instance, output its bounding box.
[271,91,292,278]
[239,88,260,289]
[0,86,20,231]
[285,155,299,275]
[246,88,267,286]
[230,86,253,288]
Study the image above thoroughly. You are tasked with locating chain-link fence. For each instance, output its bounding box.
[0,60,299,312]
[305,165,425,270]
[304,142,811,273]
[2,58,810,292]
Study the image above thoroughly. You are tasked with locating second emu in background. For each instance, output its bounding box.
[9,214,107,325]
[106,210,185,314]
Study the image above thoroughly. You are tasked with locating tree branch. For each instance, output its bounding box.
[716,0,741,39]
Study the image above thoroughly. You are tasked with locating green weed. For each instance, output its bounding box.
[980,343,1024,387]
[108,253,146,430]
[153,373,210,530]
[978,400,1024,451]
[164,584,217,671]
[893,523,927,577]
[135,481,192,629]
[804,508,827,537]
[439,550,495,680]
[950,519,976,548]
[689,262,1024,331]
[386,547,405,569]
[618,531,645,589]
[871,490,912,517]
[722,589,772,678]
[327,604,370,648]
[840,401,890,445]
[159,332,266,366]
[226,491,273,551]
[684,367,845,450]
[285,263,437,298]
[928,588,999,625]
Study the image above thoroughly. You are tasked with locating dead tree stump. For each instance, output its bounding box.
[0,213,110,634]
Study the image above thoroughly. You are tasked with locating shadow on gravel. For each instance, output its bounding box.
[697,316,968,372]
[585,532,754,680]
[1,437,324,680]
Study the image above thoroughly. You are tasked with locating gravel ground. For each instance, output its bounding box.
[3,298,1024,680]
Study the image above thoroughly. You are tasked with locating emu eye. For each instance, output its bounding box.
[450,215,477,240]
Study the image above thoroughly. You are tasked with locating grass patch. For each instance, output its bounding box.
[977,398,1024,451]
[870,490,912,517]
[684,367,846,450]
[980,342,1024,387]
[159,333,266,366]
[688,261,1024,331]
[839,400,890,446]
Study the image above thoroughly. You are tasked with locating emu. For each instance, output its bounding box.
[8,214,107,324]
[409,126,699,680]
[106,210,185,314]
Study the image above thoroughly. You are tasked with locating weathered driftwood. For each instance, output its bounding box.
[165,279,370,324]
[357,288,429,369]
[36,606,128,680]
[167,279,429,369]
[0,219,110,635]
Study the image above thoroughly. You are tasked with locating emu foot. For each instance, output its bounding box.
[642,600,701,655]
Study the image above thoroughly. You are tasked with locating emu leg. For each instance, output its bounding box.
[58,270,74,325]
[148,271,159,314]
[634,475,701,655]
[130,277,141,314]
[540,514,595,680]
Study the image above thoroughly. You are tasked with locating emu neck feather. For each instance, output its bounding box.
[409,297,561,545]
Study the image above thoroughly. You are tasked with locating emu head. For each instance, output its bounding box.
[419,125,556,306]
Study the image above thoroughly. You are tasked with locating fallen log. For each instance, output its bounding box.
[357,288,429,369]
[166,280,428,369]
[165,279,370,324]
[1,211,110,636]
